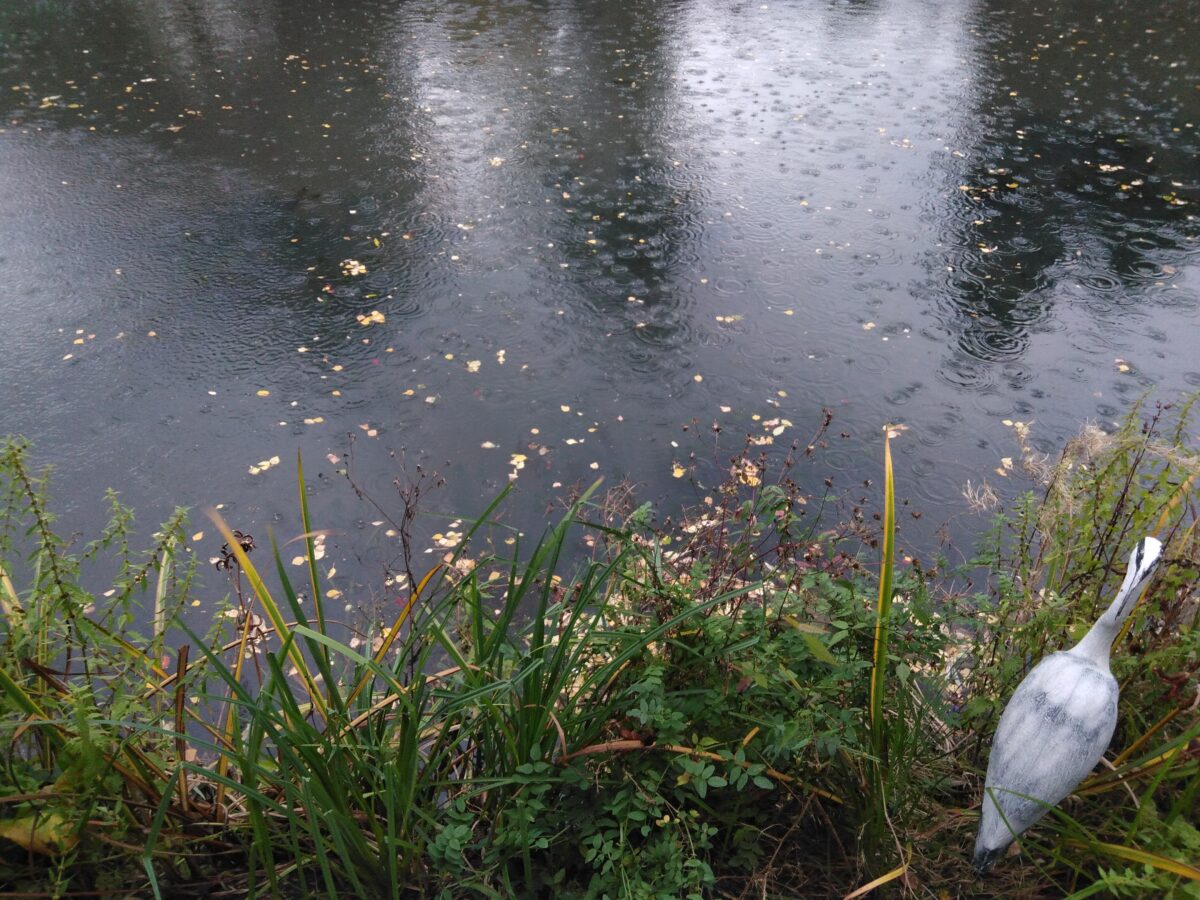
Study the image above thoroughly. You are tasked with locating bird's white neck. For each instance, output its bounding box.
[1069,537,1163,667]
[1071,614,1120,668]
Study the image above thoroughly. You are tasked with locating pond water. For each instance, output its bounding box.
[1,0,1197,610]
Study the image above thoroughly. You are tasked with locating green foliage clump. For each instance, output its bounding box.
[0,393,1197,898]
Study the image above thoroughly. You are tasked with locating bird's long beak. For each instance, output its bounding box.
[1111,536,1163,621]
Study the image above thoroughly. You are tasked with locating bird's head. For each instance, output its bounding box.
[1109,536,1163,624]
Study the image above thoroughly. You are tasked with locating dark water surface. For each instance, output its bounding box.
[2,0,1197,609]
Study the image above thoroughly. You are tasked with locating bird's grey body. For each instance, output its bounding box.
[973,537,1163,872]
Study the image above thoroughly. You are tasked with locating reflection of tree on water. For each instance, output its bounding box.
[0,0,441,374]
[930,0,1199,385]
[0,0,428,212]
[530,1,708,376]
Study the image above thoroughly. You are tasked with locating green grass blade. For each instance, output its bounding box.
[869,430,896,752]
[206,508,328,720]
[296,450,326,634]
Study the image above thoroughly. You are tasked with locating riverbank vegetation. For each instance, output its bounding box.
[1,397,1197,897]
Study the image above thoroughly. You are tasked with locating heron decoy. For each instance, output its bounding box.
[973,536,1164,872]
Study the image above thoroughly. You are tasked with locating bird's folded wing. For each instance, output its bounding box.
[986,654,1118,828]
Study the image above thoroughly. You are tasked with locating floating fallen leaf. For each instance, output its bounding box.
[256,389,270,397]
[731,459,761,487]
[466,359,481,373]
[341,259,367,276]
[433,531,462,548]
[672,462,686,478]
[191,531,204,542]
[862,322,876,331]
[356,310,385,326]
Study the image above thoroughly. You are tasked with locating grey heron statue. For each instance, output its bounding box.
[973,536,1164,872]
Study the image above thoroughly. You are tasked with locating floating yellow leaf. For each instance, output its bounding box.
[256,389,270,397]
[672,462,686,478]
[341,259,367,276]
[356,310,385,326]
[731,459,761,487]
